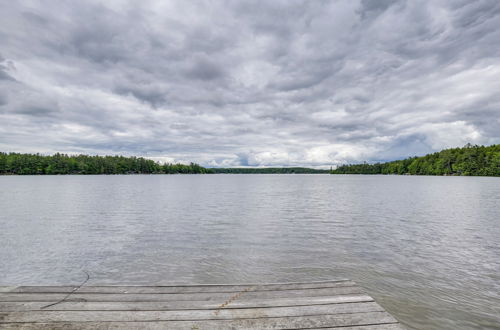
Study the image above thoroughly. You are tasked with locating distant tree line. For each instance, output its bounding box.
[331,144,500,176]
[211,167,329,174]
[0,153,211,175]
[3,144,497,176]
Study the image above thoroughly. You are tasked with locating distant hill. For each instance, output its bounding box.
[331,144,500,176]
[211,167,329,174]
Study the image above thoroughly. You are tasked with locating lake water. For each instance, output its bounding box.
[0,174,499,329]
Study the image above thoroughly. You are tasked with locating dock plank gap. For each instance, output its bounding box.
[0,279,405,329]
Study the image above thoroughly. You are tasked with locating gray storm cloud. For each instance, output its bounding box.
[0,0,499,167]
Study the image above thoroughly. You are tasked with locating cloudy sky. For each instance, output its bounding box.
[0,0,499,167]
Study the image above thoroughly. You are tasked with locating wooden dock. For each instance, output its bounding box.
[0,279,405,329]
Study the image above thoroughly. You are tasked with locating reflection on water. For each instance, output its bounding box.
[0,174,499,329]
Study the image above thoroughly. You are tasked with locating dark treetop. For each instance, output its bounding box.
[331,144,500,176]
[0,153,210,175]
[0,153,327,175]
[211,167,329,174]
[2,144,499,176]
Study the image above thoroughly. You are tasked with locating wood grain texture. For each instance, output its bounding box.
[0,287,367,302]
[8,280,356,294]
[0,294,375,311]
[0,281,405,329]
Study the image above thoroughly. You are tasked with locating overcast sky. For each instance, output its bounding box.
[1,0,499,167]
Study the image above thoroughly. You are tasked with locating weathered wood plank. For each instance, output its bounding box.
[9,280,356,294]
[0,302,385,322]
[0,311,399,329]
[0,286,365,302]
[0,281,404,329]
[0,323,405,330]
[0,294,374,311]
[311,325,406,330]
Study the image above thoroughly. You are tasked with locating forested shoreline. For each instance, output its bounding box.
[331,144,500,176]
[0,152,330,175]
[2,144,499,176]
[211,167,329,174]
[0,153,210,175]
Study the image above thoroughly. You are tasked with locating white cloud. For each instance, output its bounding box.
[0,0,499,166]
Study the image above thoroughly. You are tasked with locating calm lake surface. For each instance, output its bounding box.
[0,174,499,329]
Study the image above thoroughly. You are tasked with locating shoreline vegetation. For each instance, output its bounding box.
[0,153,210,175]
[0,144,498,176]
[211,167,329,174]
[0,152,329,175]
[331,144,499,176]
